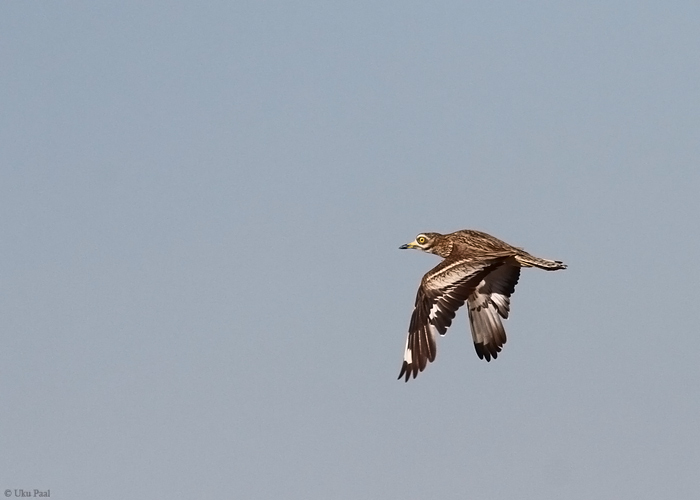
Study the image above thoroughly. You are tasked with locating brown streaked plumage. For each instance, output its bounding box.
[398,229,566,382]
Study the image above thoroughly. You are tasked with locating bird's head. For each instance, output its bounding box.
[399,233,442,254]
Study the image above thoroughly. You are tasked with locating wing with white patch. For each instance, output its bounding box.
[467,263,520,361]
[398,258,507,381]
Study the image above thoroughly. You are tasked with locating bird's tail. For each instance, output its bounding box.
[515,253,567,270]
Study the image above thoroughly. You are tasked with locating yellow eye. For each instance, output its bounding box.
[417,236,427,244]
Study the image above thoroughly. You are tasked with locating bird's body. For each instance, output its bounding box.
[398,229,566,381]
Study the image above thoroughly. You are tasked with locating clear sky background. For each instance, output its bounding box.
[2,2,699,499]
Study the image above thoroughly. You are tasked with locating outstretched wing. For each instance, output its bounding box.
[467,261,520,361]
[399,257,506,381]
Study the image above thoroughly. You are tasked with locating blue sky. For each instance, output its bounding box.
[2,2,699,499]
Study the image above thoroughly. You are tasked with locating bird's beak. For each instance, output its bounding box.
[399,240,419,250]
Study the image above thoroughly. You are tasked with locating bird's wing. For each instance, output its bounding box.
[467,261,521,361]
[398,257,507,381]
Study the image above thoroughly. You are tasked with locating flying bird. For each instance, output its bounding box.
[398,229,566,381]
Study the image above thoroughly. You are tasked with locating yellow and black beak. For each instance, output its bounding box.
[399,240,419,250]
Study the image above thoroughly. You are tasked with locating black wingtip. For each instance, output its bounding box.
[398,362,418,382]
[475,343,500,362]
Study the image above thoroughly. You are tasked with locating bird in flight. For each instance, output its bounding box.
[398,229,566,382]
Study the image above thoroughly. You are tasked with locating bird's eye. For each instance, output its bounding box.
[417,236,427,244]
